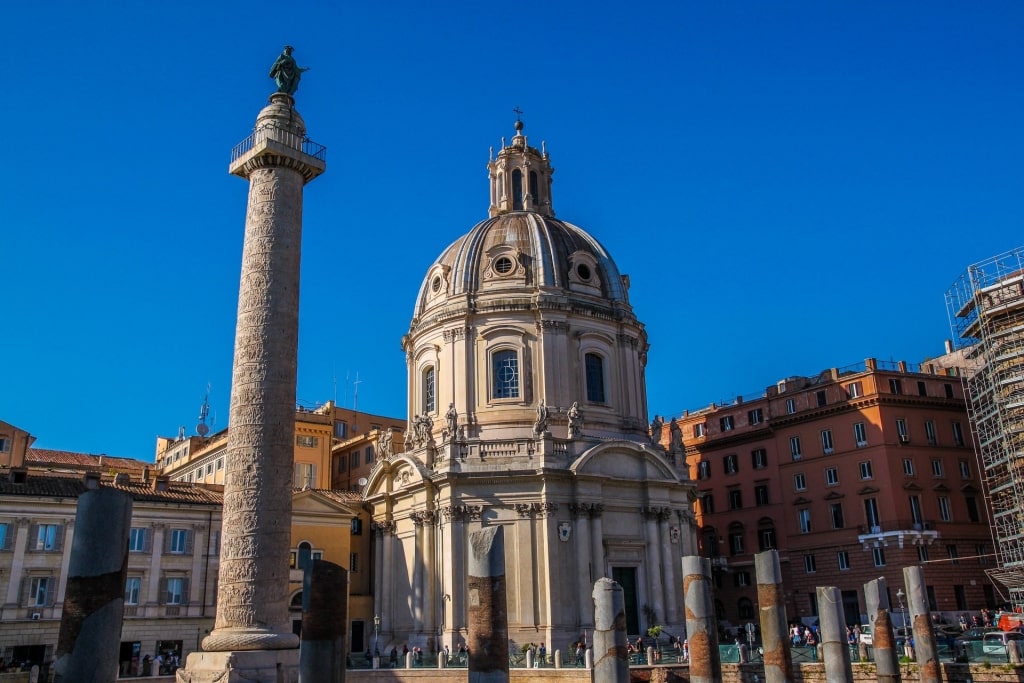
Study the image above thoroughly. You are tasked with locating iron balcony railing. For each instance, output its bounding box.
[231,122,327,164]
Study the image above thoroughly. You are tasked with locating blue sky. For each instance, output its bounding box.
[2,1,1021,459]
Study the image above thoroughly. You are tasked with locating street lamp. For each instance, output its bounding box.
[896,589,906,629]
[373,614,381,669]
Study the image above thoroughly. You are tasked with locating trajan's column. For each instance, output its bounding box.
[181,47,325,683]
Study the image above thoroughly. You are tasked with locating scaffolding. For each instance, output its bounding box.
[946,246,1024,610]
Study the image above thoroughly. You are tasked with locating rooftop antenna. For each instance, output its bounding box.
[353,372,362,432]
[197,384,211,437]
[177,425,186,441]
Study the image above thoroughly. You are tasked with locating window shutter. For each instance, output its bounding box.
[212,530,220,555]
[164,530,173,554]
[181,578,190,605]
[28,524,39,551]
[53,525,65,552]
[293,463,302,488]
[158,577,168,605]
[185,530,194,555]
[19,577,28,606]
[44,577,55,606]
[143,528,153,553]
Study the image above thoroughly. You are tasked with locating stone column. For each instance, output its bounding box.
[658,510,679,625]
[411,513,425,632]
[513,505,536,627]
[422,511,436,642]
[590,505,605,581]
[52,488,133,683]
[299,560,347,683]
[642,509,664,621]
[467,526,508,683]
[451,511,467,637]
[381,522,394,636]
[373,524,384,633]
[865,577,900,683]
[755,550,793,683]
[904,566,941,683]
[186,86,325,683]
[816,586,853,683]
[147,524,165,610]
[592,578,629,683]
[682,555,721,683]
[571,504,593,629]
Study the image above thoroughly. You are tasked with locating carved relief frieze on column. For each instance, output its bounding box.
[16,517,31,528]
[467,505,484,521]
[410,512,427,528]
[514,504,533,519]
[372,521,396,537]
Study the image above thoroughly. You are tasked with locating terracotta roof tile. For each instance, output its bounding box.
[27,448,151,475]
[0,475,221,505]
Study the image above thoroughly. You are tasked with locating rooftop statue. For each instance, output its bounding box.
[269,45,309,96]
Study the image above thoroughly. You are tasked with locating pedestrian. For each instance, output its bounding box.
[538,642,546,667]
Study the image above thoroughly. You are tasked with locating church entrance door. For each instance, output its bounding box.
[611,566,640,636]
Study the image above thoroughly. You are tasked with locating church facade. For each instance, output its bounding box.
[364,121,697,653]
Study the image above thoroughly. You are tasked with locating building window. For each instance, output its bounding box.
[897,418,909,442]
[798,508,811,534]
[585,353,606,403]
[944,383,955,398]
[790,436,802,460]
[931,459,944,477]
[720,416,734,432]
[977,544,988,565]
[294,462,317,489]
[0,438,8,452]
[365,446,374,464]
[859,461,873,480]
[918,545,929,562]
[864,498,880,529]
[946,544,959,565]
[217,458,224,470]
[837,551,850,570]
[959,459,971,478]
[728,490,742,510]
[168,529,191,554]
[694,423,706,438]
[794,473,807,491]
[853,422,867,447]
[910,495,923,524]
[738,598,755,619]
[759,528,776,551]
[804,554,817,573]
[872,547,886,567]
[697,460,711,479]
[351,518,363,535]
[925,421,937,446]
[938,496,952,522]
[699,493,714,514]
[786,399,796,415]
[124,577,141,605]
[748,408,763,425]
[815,390,827,407]
[164,577,186,605]
[296,435,319,448]
[28,577,52,606]
[952,422,965,447]
[205,463,213,476]
[33,524,61,552]
[903,458,915,476]
[724,454,738,474]
[752,448,768,469]
[825,467,839,486]
[954,585,967,611]
[733,571,751,587]
[917,380,928,397]
[491,350,520,399]
[889,378,903,395]
[350,553,359,573]
[755,485,769,506]
[966,496,980,523]
[334,421,348,439]
[729,531,745,555]
[847,382,862,399]
[821,429,834,454]
[0,523,8,551]
[830,503,845,529]
[129,528,148,553]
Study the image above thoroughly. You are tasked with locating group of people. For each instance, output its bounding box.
[790,623,819,648]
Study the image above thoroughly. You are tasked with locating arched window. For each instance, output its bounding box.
[512,169,524,210]
[738,598,754,619]
[529,170,539,202]
[422,366,436,413]
[492,349,520,399]
[297,541,312,571]
[585,353,606,403]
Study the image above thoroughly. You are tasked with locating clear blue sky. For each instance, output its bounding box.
[2,1,1021,459]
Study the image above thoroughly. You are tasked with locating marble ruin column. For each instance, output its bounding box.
[592,578,629,683]
[865,577,900,683]
[468,526,508,683]
[816,586,853,683]
[186,62,325,682]
[571,504,594,629]
[642,509,665,619]
[682,555,721,683]
[52,487,133,683]
[755,550,793,683]
[904,566,941,683]
[299,561,347,683]
[659,510,680,624]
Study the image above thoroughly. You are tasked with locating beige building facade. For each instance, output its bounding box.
[365,121,698,654]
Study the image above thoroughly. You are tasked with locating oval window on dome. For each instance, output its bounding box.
[494,256,514,275]
[576,264,592,281]
[431,276,442,293]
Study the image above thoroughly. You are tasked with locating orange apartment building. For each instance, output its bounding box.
[666,357,997,630]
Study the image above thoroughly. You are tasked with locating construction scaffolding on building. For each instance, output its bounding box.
[946,246,1024,610]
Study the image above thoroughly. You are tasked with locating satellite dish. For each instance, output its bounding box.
[197,423,210,437]
[357,477,368,487]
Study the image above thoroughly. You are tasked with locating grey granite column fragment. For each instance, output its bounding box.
[52,487,133,683]
[755,550,793,683]
[904,566,941,683]
[682,555,721,683]
[816,586,853,683]
[591,578,629,683]
[865,577,900,683]
[467,526,509,683]
[299,560,347,683]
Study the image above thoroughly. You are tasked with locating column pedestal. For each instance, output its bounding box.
[179,649,298,683]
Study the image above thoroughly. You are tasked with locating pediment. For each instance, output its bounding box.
[824,491,845,500]
[793,496,812,505]
[858,486,880,495]
[903,482,922,491]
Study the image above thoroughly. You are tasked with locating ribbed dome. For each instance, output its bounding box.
[413,211,628,319]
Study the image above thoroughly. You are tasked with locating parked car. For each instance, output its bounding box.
[982,631,1024,655]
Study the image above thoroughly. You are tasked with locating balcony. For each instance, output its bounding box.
[858,519,939,549]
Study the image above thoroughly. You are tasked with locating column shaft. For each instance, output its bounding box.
[754,550,793,683]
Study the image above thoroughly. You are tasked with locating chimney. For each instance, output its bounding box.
[83,471,101,490]
[153,475,170,492]
[945,339,954,354]
[98,455,105,468]
[143,466,150,482]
